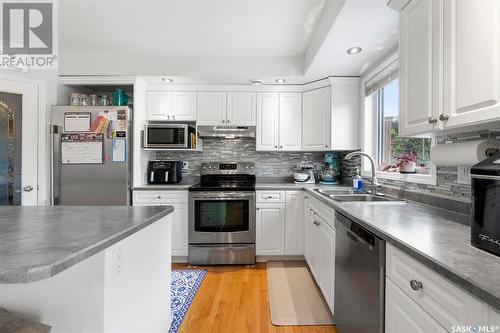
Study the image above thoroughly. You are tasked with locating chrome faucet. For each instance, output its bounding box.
[344,151,382,195]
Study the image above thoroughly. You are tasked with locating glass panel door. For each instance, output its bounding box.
[194,199,249,232]
[0,92,22,205]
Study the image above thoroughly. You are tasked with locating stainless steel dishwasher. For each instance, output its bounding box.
[334,212,385,333]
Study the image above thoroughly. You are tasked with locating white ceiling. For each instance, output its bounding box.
[60,0,327,56]
[305,0,399,79]
[58,0,399,82]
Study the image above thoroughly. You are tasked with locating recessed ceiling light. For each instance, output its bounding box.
[275,78,286,84]
[347,47,362,55]
[250,79,263,86]
[161,77,173,83]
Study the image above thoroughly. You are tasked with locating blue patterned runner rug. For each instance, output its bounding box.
[169,269,207,333]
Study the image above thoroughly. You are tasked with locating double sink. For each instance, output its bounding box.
[314,188,406,203]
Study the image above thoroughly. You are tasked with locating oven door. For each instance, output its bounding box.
[189,191,255,244]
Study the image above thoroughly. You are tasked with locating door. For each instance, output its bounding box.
[197,92,226,125]
[279,93,302,151]
[171,92,197,121]
[399,0,442,136]
[0,76,38,205]
[284,191,304,255]
[256,204,284,255]
[442,0,500,128]
[146,91,171,120]
[302,87,331,150]
[171,203,188,257]
[227,92,256,126]
[256,93,279,151]
[386,279,447,333]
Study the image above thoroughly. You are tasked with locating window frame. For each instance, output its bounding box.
[360,52,437,186]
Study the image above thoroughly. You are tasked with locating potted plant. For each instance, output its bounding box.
[396,150,417,173]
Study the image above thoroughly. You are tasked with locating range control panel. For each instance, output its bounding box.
[200,162,255,175]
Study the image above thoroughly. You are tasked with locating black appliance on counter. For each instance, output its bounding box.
[471,151,500,257]
[147,160,183,184]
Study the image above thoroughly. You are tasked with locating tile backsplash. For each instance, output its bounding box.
[156,138,326,177]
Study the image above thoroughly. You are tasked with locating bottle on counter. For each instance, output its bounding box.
[352,167,363,192]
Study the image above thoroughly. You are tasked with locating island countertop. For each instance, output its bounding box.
[0,206,174,284]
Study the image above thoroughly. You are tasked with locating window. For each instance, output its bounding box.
[362,55,436,185]
[376,79,431,173]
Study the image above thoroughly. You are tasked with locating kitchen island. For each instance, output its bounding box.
[0,206,174,333]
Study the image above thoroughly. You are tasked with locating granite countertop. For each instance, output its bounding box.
[304,187,500,311]
[0,206,173,284]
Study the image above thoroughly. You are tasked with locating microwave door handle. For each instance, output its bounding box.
[165,171,169,182]
[150,171,154,183]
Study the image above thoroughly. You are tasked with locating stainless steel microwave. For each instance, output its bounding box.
[144,123,195,149]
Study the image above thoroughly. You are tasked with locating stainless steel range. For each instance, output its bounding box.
[188,162,256,265]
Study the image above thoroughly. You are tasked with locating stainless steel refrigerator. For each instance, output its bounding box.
[51,106,131,205]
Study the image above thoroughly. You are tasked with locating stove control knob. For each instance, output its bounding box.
[245,166,249,169]
[202,166,207,169]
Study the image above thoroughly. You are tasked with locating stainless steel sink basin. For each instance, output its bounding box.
[314,189,406,203]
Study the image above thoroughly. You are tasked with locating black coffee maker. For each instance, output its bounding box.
[471,151,500,256]
[147,160,183,184]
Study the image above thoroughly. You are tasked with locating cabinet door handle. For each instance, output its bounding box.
[274,145,278,148]
[313,220,320,226]
[304,196,309,199]
[167,115,170,120]
[325,145,328,148]
[222,120,225,124]
[172,115,175,120]
[428,116,438,124]
[280,146,283,149]
[157,195,162,199]
[256,207,260,210]
[410,279,423,291]
[439,114,449,121]
[227,120,230,123]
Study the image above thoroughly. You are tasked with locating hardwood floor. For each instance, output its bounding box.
[173,263,337,333]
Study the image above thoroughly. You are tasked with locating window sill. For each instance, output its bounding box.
[362,165,437,186]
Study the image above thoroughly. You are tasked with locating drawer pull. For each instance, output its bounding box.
[313,220,320,226]
[157,195,161,199]
[267,195,273,199]
[410,279,423,291]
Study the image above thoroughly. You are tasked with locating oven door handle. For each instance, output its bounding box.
[190,192,256,200]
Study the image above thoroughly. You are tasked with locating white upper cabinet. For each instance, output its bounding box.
[256,93,279,150]
[197,92,227,125]
[399,0,442,136]
[146,91,172,121]
[256,92,301,151]
[146,91,197,121]
[330,78,360,150]
[302,87,331,150]
[399,0,500,136]
[442,0,500,128]
[227,92,256,126]
[279,93,302,151]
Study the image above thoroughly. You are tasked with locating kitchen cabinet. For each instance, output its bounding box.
[386,243,488,331]
[399,0,442,136]
[146,91,197,121]
[227,92,256,126]
[132,190,189,258]
[386,279,447,333]
[256,93,302,151]
[302,87,331,150]
[197,92,227,126]
[399,0,500,136]
[284,191,304,255]
[255,203,285,255]
[442,0,500,129]
[197,92,256,126]
[304,196,335,313]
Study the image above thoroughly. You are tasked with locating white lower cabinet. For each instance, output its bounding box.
[304,196,335,313]
[284,191,304,255]
[386,279,447,333]
[256,203,285,255]
[132,190,189,257]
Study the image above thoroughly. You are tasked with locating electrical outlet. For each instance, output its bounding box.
[182,161,189,170]
[112,246,122,278]
[457,167,471,185]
